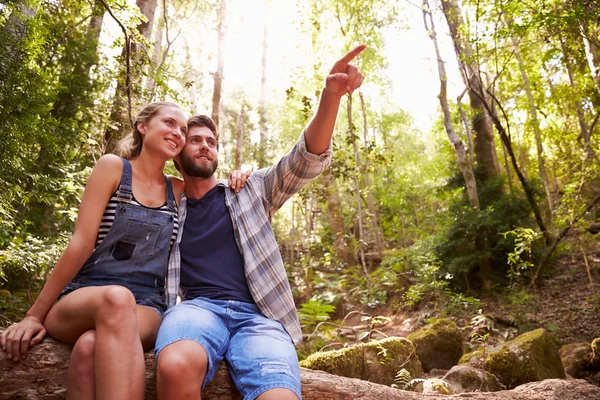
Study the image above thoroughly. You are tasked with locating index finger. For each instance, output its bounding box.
[338,44,366,65]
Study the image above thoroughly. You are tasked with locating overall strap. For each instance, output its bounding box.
[164,176,177,213]
[116,158,133,203]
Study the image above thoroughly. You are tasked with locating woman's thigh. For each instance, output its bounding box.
[45,285,146,344]
[136,305,162,351]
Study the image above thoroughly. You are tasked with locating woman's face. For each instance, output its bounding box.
[139,106,188,159]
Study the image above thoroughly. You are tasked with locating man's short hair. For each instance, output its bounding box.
[188,114,219,142]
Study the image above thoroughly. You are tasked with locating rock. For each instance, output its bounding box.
[458,348,485,369]
[0,289,11,299]
[442,365,502,393]
[559,342,590,378]
[484,328,566,389]
[300,336,422,385]
[421,378,454,394]
[427,368,448,377]
[407,318,463,372]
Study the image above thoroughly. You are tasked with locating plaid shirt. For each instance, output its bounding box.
[166,132,331,344]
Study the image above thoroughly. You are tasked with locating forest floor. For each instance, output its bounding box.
[372,237,600,346]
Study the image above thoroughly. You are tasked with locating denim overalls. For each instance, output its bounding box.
[60,158,176,313]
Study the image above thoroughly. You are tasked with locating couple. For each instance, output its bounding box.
[0,44,366,400]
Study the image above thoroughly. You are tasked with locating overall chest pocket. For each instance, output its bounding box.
[110,220,163,260]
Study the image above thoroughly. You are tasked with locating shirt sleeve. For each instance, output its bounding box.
[259,130,332,215]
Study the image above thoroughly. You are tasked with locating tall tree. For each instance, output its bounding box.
[441,0,501,185]
[103,0,159,154]
[211,0,227,128]
[257,0,269,168]
[423,0,479,210]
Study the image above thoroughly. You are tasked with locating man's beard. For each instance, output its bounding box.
[179,153,218,178]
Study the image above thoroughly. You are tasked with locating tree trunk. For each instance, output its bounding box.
[511,36,553,218]
[321,168,353,264]
[235,105,244,170]
[348,95,370,293]
[423,1,480,210]
[211,0,227,128]
[257,0,269,169]
[441,0,501,185]
[358,91,384,253]
[3,333,600,399]
[103,0,158,154]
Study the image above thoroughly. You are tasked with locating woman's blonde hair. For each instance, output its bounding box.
[118,102,182,159]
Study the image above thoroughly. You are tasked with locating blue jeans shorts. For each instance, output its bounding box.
[155,297,301,400]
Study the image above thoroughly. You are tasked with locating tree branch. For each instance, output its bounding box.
[97,0,134,129]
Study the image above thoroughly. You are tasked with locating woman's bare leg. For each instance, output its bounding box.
[64,303,162,400]
[45,286,153,400]
[67,330,96,400]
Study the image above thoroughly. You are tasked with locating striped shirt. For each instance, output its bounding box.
[97,192,179,249]
[166,132,331,345]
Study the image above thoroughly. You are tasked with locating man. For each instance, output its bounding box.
[156,44,366,400]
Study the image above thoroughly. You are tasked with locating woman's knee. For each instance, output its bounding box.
[96,286,137,323]
[71,330,96,374]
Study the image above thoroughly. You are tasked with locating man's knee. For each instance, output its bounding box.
[157,340,208,383]
[257,388,300,400]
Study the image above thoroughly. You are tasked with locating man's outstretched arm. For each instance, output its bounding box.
[304,44,366,155]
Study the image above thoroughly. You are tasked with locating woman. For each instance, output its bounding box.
[0,102,247,399]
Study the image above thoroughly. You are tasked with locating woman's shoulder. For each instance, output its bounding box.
[96,154,124,170]
[90,154,123,189]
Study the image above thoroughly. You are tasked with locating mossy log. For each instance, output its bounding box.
[2,332,600,399]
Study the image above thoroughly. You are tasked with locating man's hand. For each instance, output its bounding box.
[228,170,252,193]
[325,44,366,97]
[0,315,46,362]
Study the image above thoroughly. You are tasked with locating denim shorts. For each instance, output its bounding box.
[155,297,301,400]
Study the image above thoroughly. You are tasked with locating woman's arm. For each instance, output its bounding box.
[0,155,122,361]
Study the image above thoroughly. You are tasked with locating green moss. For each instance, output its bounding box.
[484,328,565,389]
[0,289,11,299]
[458,348,484,365]
[407,318,463,371]
[300,337,422,385]
[431,380,451,394]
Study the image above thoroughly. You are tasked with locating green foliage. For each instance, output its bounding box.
[433,175,538,289]
[298,299,336,331]
[0,234,68,292]
[503,228,542,283]
[391,368,425,391]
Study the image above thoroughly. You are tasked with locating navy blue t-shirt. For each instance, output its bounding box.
[179,185,255,304]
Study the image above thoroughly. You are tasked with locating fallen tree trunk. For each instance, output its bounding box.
[1,333,600,399]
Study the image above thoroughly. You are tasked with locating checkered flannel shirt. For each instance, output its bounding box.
[166,132,332,344]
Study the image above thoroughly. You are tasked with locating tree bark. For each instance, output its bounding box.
[211,0,227,128]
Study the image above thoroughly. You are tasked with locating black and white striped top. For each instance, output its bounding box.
[96,192,179,249]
